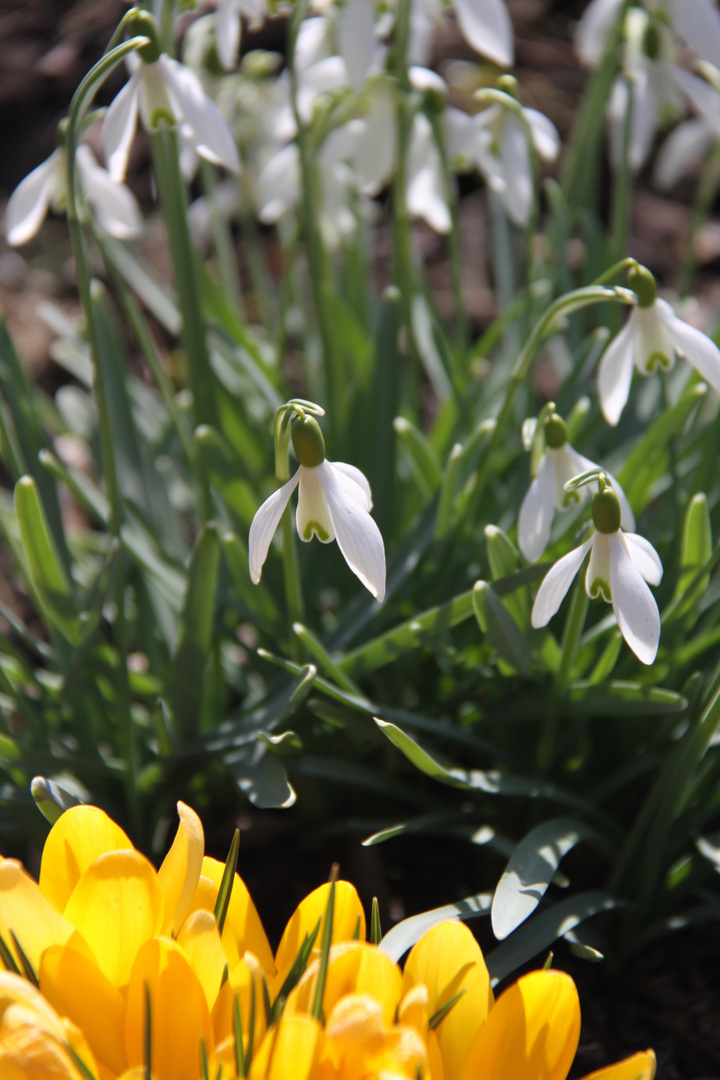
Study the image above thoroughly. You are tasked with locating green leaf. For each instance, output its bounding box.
[380,893,492,964]
[170,523,221,741]
[375,719,609,822]
[363,286,402,537]
[671,493,712,624]
[214,828,240,934]
[228,744,297,809]
[491,818,599,940]
[393,417,443,497]
[411,294,453,402]
[565,681,686,717]
[484,526,530,632]
[472,581,530,675]
[485,892,618,984]
[14,476,78,642]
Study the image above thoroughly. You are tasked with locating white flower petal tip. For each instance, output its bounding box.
[248,461,386,602]
[454,0,515,67]
[531,538,594,628]
[5,151,61,246]
[656,300,720,394]
[609,533,661,664]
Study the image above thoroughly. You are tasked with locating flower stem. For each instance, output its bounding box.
[428,111,469,353]
[679,139,720,298]
[151,123,218,428]
[537,572,588,774]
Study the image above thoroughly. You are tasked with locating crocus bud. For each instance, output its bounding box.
[592,477,621,534]
[627,264,657,309]
[291,415,326,468]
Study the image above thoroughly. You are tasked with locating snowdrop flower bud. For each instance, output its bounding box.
[249,415,386,601]
[517,408,633,563]
[532,475,663,665]
[598,264,720,425]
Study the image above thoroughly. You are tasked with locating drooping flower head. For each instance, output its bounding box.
[102,9,240,183]
[518,404,634,562]
[598,263,720,425]
[249,404,386,601]
[532,473,663,664]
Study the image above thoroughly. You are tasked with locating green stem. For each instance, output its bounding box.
[151,124,218,428]
[200,160,243,315]
[65,37,149,537]
[288,2,343,444]
[537,572,588,775]
[608,76,634,273]
[428,111,468,352]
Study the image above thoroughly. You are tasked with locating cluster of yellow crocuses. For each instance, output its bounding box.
[0,800,655,1080]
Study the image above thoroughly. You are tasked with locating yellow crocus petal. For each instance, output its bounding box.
[275,881,366,979]
[0,1004,87,1080]
[39,806,133,914]
[39,943,127,1075]
[212,957,267,1051]
[249,1014,323,1080]
[0,972,68,1040]
[323,995,427,1080]
[403,921,494,1080]
[125,937,214,1080]
[580,1050,656,1080]
[177,910,227,1013]
[458,970,580,1080]
[0,860,74,974]
[63,850,163,987]
[199,857,275,976]
[285,942,402,1026]
[398,985,445,1080]
[157,802,205,935]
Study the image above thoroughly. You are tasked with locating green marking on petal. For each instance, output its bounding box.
[151,108,176,130]
[588,577,611,602]
[644,350,672,373]
[303,520,330,542]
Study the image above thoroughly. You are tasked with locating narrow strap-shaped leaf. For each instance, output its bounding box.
[428,987,467,1030]
[271,921,321,1022]
[14,475,78,642]
[233,992,245,1078]
[380,892,492,964]
[311,869,337,1022]
[491,818,599,940]
[214,828,240,935]
[370,898,382,945]
[171,522,221,741]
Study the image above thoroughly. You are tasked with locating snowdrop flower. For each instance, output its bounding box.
[598,264,720,425]
[249,414,386,601]
[446,90,560,227]
[518,408,634,562]
[6,142,142,246]
[407,111,452,233]
[102,11,240,183]
[532,475,663,665]
[409,0,514,70]
[577,0,720,71]
[654,116,714,190]
[215,0,268,71]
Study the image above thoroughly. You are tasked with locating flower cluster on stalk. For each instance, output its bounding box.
[0,797,656,1080]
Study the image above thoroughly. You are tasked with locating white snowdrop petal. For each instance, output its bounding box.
[656,300,720,394]
[654,119,712,191]
[523,108,560,162]
[623,532,663,586]
[248,471,301,583]
[609,534,661,664]
[296,467,335,543]
[216,0,242,71]
[256,144,301,223]
[585,532,612,601]
[634,305,675,373]
[597,316,636,426]
[671,0,720,72]
[667,63,720,140]
[320,462,386,601]
[338,0,376,91]
[575,0,624,67]
[103,74,141,182]
[5,151,59,246]
[76,146,143,239]
[454,0,514,68]
[500,114,532,227]
[531,538,594,628]
[329,461,373,511]
[518,454,556,563]
[159,55,241,174]
[354,84,396,195]
[407,113,451,233]
[409,66,448,95]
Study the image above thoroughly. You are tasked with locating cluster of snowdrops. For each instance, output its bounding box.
[0,798,656,1080]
